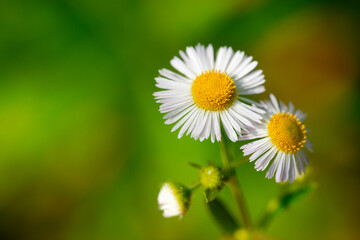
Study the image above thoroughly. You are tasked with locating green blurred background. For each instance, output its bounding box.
[0,0,359,239]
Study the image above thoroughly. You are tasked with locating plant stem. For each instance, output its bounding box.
[189,183,202,192]
[228,176,251,229]
[220,138,252,229]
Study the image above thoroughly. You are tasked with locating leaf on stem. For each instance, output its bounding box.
[207,198,240,234]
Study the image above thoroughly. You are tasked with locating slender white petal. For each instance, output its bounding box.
[206,44,214,69]
[249,141,273,162]
[275,152,286,182]
[289,154,297,183]
[304,141,313,152]
[266,152,281,179]
[200,111,212,141]
[288,102,295,114]
[232,56,253,79]
[159,68,191,82]
[170,56,197,79]
[164,105,196,124]
[226,51,245,75]
[255,146,278,171]
[220,112,238,142]
[270,94,280,112]
[214,47,226,71]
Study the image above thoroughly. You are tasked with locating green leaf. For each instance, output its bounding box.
[206,198,240,234]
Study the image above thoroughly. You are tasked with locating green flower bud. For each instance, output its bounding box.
[199,165,224,190]
[158,182,191,218]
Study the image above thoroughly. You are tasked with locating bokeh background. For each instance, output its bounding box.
[0,0,359,239]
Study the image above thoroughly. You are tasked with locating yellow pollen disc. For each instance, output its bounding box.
[191,69,237,111]
[267,112,307,153]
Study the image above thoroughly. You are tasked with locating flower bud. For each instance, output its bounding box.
[199,165,224,190]
[158,182,191,218]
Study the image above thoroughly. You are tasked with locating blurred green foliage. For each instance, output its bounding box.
[0,0,359,239]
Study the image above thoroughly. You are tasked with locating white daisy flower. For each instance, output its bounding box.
[153,44,266,142]
[239,94,313,183]
[158,182,191,218]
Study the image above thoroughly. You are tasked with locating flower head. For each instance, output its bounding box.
[154,44,266,142]
[158,182,191,218]
[239,94,313,183]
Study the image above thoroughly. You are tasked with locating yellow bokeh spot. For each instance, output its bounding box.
[191,70,237,111]
[267,112,307,153]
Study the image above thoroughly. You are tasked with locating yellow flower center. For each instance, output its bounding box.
[191,70,237,111]
[267,112,307,153]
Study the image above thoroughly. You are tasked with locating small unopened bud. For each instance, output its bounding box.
[158,182,191,218]
[199,165,224,190]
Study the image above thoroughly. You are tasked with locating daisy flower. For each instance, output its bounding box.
[153,44,266,142]
[158,182,191,218]
[239,94,313,183]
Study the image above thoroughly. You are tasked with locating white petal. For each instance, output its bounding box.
[195,44,210,70]
[171,108,197,132]
[191,110,208,139]
[238,86,265,95]
[235,61,258,80]
[170,56,197,79]
[212,112,221,141]
[295,150,306,175]
[232,56,253,78]
[282,154,291,182]
[275,152,286,182]
[266,152,281,179]
[206,44,214,69]
[304,141,313,152]
[226,51,245,76]
[299,149,309,167]
[242,137,271,155]
[249,141,273,162]
[186,46,204,74]
[288,102,295,114]
[289,154,297,183]
[181,108,201,138]
[224,110,241,134]
[218,47,233,72]
[220,111,238,142]
[199,111,212,141]
[160,99,194,113]
[230,103,255,127]
[295,109,307,122]
[255,146,278,171]
[214,47,227,71]
[164,104,196,124]
[270,94,280,112]
[154,90,191,99]
[159,68,191,82]
[279,101,288,113]
[155,77,190,90]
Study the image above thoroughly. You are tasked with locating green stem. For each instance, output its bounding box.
[228,176,251,229]
[189,183,202,192]
[220,137,252,229]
